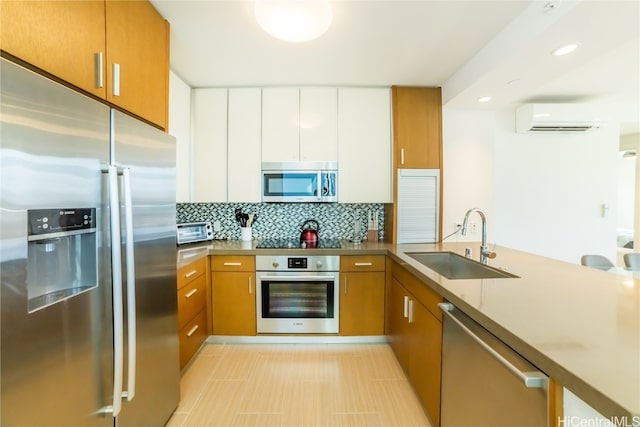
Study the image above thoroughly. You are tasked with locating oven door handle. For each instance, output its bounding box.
[257,275,337,281]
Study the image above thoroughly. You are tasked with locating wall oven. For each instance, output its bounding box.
[255,255,339,334]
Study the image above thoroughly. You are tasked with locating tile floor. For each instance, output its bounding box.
[166,342,432,427]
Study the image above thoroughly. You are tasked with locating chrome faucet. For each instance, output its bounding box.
[462,208,496,264]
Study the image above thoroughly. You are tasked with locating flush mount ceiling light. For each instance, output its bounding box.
[552,43,579,56]
[477,96,492,103]
[254,0,333,43]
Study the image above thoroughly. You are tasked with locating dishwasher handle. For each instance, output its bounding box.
[438,302,547,389]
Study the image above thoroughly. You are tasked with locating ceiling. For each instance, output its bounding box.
[151,0,640,135]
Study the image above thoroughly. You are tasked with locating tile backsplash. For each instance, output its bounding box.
[177,203,385,241]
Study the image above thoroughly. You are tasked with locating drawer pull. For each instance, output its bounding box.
[354,262,373,266]
[185,289,198,298]
[186,324,199,337]
[223,262,242,266]
[184,270,198,279]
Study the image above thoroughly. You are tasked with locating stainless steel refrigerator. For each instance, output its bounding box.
[0,58,180,426]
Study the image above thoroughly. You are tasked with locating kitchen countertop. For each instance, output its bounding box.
[176,239,639,419]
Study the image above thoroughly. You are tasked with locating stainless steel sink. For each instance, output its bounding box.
[406,252,519,279]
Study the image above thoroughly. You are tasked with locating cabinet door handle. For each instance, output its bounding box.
[403,295,409,318]
[408,299,414,324]
[400,148,405,165]
[94,52,104,88]
[223,262,242,266]
[248,277,252,295]
[184,270,198,279]
[186,324,199,337]
[113,63,120,96]
[354,262,373,267]
[185,289,198,298]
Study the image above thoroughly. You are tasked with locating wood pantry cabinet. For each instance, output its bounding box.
[339,255,386,336]
[0,0,170,130]
[211,256,256,336]
[177,256,209,369]
[392,86,442,169]
[388,260,443,427]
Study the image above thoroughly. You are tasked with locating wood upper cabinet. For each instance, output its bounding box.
[211,256,256,336]
[339,256,386,336]
[105,0,169,129]
[392,86,442,169]
[0,1,107,99]
[1,0,170,130]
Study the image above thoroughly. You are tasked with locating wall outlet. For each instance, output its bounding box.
[470,221,478,234]
[213,220,222,232]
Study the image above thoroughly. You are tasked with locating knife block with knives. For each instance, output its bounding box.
[367,211,379,242]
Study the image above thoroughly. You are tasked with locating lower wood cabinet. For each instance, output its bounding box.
[339,255,385,335]
[177,256,208,369]
[388,261,442,427]
[211,256,256,335]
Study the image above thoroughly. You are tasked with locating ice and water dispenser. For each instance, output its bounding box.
[27,208,98,312]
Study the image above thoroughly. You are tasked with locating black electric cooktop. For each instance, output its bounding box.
[256,238,342,249]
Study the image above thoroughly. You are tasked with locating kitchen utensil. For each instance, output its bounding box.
[299,219,320,248]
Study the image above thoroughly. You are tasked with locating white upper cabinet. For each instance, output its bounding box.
[193,88,228,202]
[262,88,299,162]
[228,88,262,202]
[262,87,338,163]
[300,87,338,161]
[338,87,392,203]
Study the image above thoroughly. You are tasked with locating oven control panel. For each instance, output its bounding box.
[256,255,339,272]
[288,257,307,269]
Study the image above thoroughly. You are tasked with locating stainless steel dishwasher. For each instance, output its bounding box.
[439,303,548,427]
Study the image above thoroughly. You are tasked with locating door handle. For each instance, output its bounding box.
[94,52,104,88]
[438,303,547,388]
[102,165,123,416]
[121,167,136,402]
[112,63,120,96]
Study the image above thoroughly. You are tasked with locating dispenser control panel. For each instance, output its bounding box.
[28,208,96,237]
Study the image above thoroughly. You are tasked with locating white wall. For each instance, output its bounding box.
[442,107,620,264]
[442,109,496,244]
[168,71,193,203]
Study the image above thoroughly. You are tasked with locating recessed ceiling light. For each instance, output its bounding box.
[552,43,579,56]
[478,96,492,103]
[255,0,333,43]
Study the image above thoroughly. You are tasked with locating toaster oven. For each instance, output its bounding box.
[176,222,213,245]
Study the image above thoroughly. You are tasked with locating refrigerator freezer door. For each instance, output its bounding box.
[111,110,179,426]
[0,59,114,426]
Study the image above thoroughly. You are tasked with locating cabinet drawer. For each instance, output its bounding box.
[177,273,206,329]
[340,255,385,272]
[177,256,206,289]
[179,309,207,369]
[211,255,255,271]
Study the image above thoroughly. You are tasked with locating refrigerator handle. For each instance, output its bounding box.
[105,165,124,417]
[121,167,137,402]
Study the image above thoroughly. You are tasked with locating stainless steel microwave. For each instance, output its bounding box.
[261,161,338,203]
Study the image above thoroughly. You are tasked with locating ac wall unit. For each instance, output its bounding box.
[515,103,606,133]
